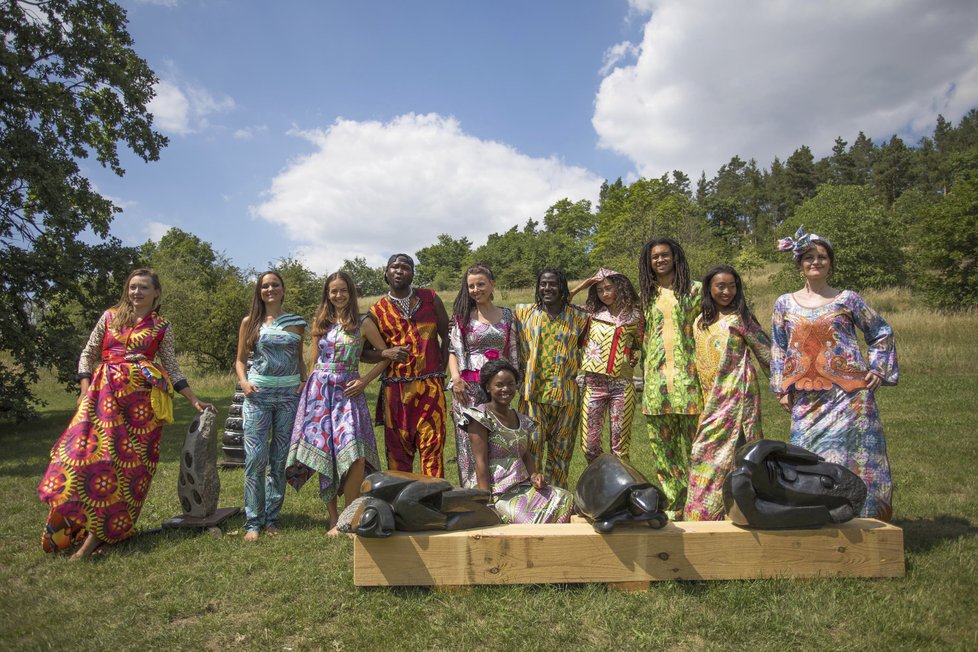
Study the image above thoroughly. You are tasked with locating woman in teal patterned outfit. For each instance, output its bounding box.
[235,271,307,541]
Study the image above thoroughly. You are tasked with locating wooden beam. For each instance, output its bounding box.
[353,518,904,587]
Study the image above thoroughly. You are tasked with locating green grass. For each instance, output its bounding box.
[2,282,977,650]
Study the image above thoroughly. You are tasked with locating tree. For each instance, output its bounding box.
[916,170,978,309]
[141,229,247,369]
[339,256,386,297]
[774,185,906,292]
[1,0,166,419]
[272,256,323,321]
[415,234,472,289]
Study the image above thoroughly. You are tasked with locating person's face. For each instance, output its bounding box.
[486,369,517,407]
[799,245,831,281]
[128,275,159,310]
[596,278,620,309]
[467,273,494,305]
[709,272,738,309]
[328,278,350,310]
[649,244,675,278]
[387,258,414,290]
[260,274,284,305]
[538,272,561,307]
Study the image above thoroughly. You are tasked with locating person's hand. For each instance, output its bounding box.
[381,346,409,363]
[240,380,260,397]
[451,377,468,402]
[345,378,366,398]
[194,400,216,413]
[778,391,793,413]
[530,472,546,489]
[865,371,882,391]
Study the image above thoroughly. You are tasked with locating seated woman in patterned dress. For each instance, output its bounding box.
[457,359,574,524]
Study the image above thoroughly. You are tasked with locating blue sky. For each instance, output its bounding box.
[92,0,978,273]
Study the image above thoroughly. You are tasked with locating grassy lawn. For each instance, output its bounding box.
[1,283,977,650]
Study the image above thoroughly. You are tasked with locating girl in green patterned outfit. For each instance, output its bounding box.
[638,237,702,519]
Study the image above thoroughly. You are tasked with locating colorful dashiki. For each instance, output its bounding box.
[578,307,643,464]
[684,313,772,521]
[243,312,306,533]
[641,282,702,515]
[286,322,380,504]
[771,290,898,520]
[39,310,187,552]
[457,405,574,524]
[448,309,519,488]
[370,289,447,478]
[514,302,589,488]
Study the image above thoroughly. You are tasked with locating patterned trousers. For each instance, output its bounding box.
[646,413,698,518]
[579,373,636,464]
[519,399,579,489]
[380,378,447,478]
[243,386,300,532]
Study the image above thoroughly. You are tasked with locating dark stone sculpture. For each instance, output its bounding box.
[722,440,867,529]
[575,454,668,533]
[349,471,501,537]
[177,409,220,517]
[220,382,246,467]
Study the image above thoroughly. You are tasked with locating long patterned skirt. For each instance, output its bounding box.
[790,387,893,520]
[38,364,161,552]
[286,369,380,504]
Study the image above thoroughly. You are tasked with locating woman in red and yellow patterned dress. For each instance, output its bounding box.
[38,269,214,560]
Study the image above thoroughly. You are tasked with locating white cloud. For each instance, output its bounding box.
[233,125,269,141]
[146,221,173,241]
[251,113,602,272]
[148,79,235,136]
[600,41,640,76]
[593,0,978,178]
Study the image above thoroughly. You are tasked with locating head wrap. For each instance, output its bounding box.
[386,253,415,269]
[777,226,830,259]
[594,268,623,280]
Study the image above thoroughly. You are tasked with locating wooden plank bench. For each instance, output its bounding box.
[353,518,904,588]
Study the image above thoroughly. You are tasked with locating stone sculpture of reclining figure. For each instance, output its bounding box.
[349,471,502,538]
[722,439,867,529]
[575,454,668,533]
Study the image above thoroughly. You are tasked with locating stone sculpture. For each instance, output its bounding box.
[722,440,868,529]
[575,453,669,533]
[348,471,501,538]
[177,408,220,517]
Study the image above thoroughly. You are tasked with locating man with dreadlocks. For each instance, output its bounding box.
[638,237,703,519]
[514,268,589,489]
[368,254,450,478]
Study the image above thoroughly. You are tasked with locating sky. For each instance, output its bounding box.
[91,0,978,273]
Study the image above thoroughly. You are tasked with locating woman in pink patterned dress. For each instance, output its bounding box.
[38,269,213,560]
[684,265,771,521]
[285,272,389,535]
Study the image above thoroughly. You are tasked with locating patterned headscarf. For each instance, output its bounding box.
[594,267,622,279]
[777,226,830,259]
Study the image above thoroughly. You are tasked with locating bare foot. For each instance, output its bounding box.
[68,533,101,561]
[244,530,259,542]
[265,525,280,536]
[326,526,340,538]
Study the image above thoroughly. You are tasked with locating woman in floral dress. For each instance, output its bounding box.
[39,269,213,560]
[685,265,771,521]
[447,264,519,487]
[457,359,573,524]
[771,228,898,520]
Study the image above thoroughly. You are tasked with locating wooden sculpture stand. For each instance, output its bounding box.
[353,518,904,589]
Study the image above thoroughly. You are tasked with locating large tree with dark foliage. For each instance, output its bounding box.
[1,0,166,419]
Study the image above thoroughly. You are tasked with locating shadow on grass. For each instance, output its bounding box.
[894,515,978,554]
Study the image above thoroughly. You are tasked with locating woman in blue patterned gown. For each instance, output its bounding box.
[235,271,307,541]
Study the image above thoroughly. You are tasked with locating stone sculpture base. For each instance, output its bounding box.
[353,518,904,588]
[163,507,242,531]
